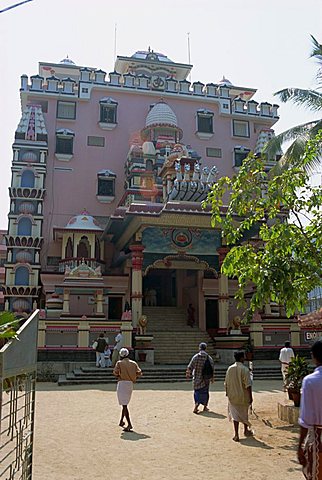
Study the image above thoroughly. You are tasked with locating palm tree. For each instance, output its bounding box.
[264,35,322,171]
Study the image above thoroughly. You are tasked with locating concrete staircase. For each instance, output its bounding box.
[143,306,216,364]
[57,364,283,386]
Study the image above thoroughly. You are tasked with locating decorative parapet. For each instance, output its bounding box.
[5,236,43,249]
[20,73,279,119]
[9,187,46,199]
[3,286,42,296]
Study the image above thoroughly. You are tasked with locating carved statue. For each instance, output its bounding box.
[192,162,201,181]
[174,160,182,180]
[201,166,209,183]
[138,315,148,335]
[207,165,219,184]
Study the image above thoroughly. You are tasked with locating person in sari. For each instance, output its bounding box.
[225,351,253,442]
[113,348,142,432]
[186,342,215,414]
[298,340,322,480]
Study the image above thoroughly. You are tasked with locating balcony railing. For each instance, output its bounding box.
[58,257,105,273]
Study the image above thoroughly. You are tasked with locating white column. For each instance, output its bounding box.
[130,244,144,327]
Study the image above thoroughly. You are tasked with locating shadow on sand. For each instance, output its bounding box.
[120,431,151,441]
[200,411,226,420]
[239,437,274,450]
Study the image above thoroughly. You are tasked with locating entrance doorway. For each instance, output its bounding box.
[143,269,176,306]
[108,297,123,320]
[206,299,219,330]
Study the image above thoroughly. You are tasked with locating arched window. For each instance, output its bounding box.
[95,237,100,260]
[17,217,32,236]
[65,237,73,258]
[21,170,35,188]
[15,266,29,286]
[146,159,153,171]
[77,236,90,258]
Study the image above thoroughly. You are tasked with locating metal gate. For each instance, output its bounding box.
[0,311,38,479]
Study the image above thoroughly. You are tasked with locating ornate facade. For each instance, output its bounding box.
[3,49,309,361]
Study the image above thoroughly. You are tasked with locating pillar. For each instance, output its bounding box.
[96,289,103,314]
[78,320,89,347]
[121,321,133,349]
[63,288,70,313]
[198,270,206,331]
[290,322,301,347]
[37,321,46,347]
[217,246,230,330]
[249,322,263,347]
[130,243,144,327]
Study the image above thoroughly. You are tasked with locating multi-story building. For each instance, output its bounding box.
[4,49,308,363]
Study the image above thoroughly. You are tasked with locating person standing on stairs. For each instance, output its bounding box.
[95,333,108,368]
[112,331,124,367]
[186,342,215,414]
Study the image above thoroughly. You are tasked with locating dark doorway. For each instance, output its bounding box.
[108,297,123,320]
[143,269,176,306]
[206,299,219,330]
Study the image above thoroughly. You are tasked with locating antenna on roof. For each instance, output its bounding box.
[114,23,117,62]
[187,32,192,82]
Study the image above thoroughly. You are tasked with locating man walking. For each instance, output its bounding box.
[279,341,295,389]
[186,342,215,414]
[112,330,124,367]
[225,351,253,442]
[298,340,322,479]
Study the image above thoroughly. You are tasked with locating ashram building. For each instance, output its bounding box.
[2,49,309,363]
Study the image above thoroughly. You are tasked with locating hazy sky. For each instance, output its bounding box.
[0,0,321,228]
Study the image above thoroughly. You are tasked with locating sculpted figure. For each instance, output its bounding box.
[207,165,219,184]
[201,166,209,183]
[138,315,148,335]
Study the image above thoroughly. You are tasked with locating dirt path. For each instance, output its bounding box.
[33,380,302,480]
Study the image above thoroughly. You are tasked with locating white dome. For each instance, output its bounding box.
[218,76,233,86]
[146,102,178,128]
[60,55,76,65]
[65,211,103,231]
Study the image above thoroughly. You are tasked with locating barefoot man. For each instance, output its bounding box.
[186,342,215,414]
[113,348,142,432]
[225,351,253,442]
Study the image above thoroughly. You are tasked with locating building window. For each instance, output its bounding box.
[233,120,249,137]
[17,217,32,236]
[197,112,213,133]
[57,101,76,120]
[87,136,105,147]
[96,170,116,202]
[55,129,75,160]
[21,170,35,188]
[100,104,117,123]
[234,147,251,167]
[97,177,115,197]
[15,266,29,286]
[206,147,222,158]
[56,136,73,154]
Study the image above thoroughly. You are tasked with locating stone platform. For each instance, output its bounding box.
[278,401,299,424]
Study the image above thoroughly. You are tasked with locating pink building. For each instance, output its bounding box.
[5,50,299,365]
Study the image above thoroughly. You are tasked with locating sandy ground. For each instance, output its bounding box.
[33,380,303,480]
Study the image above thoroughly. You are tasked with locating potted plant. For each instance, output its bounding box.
[285,355,309,407]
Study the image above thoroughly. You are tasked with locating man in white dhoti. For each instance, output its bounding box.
[113,348,142,432]
[225,351,254,442]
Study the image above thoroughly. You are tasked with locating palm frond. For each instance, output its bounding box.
[274,88,322,112]
[263,120,320,160]
[311,35,322,59]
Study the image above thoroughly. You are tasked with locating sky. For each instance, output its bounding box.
[0,0,321,228]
